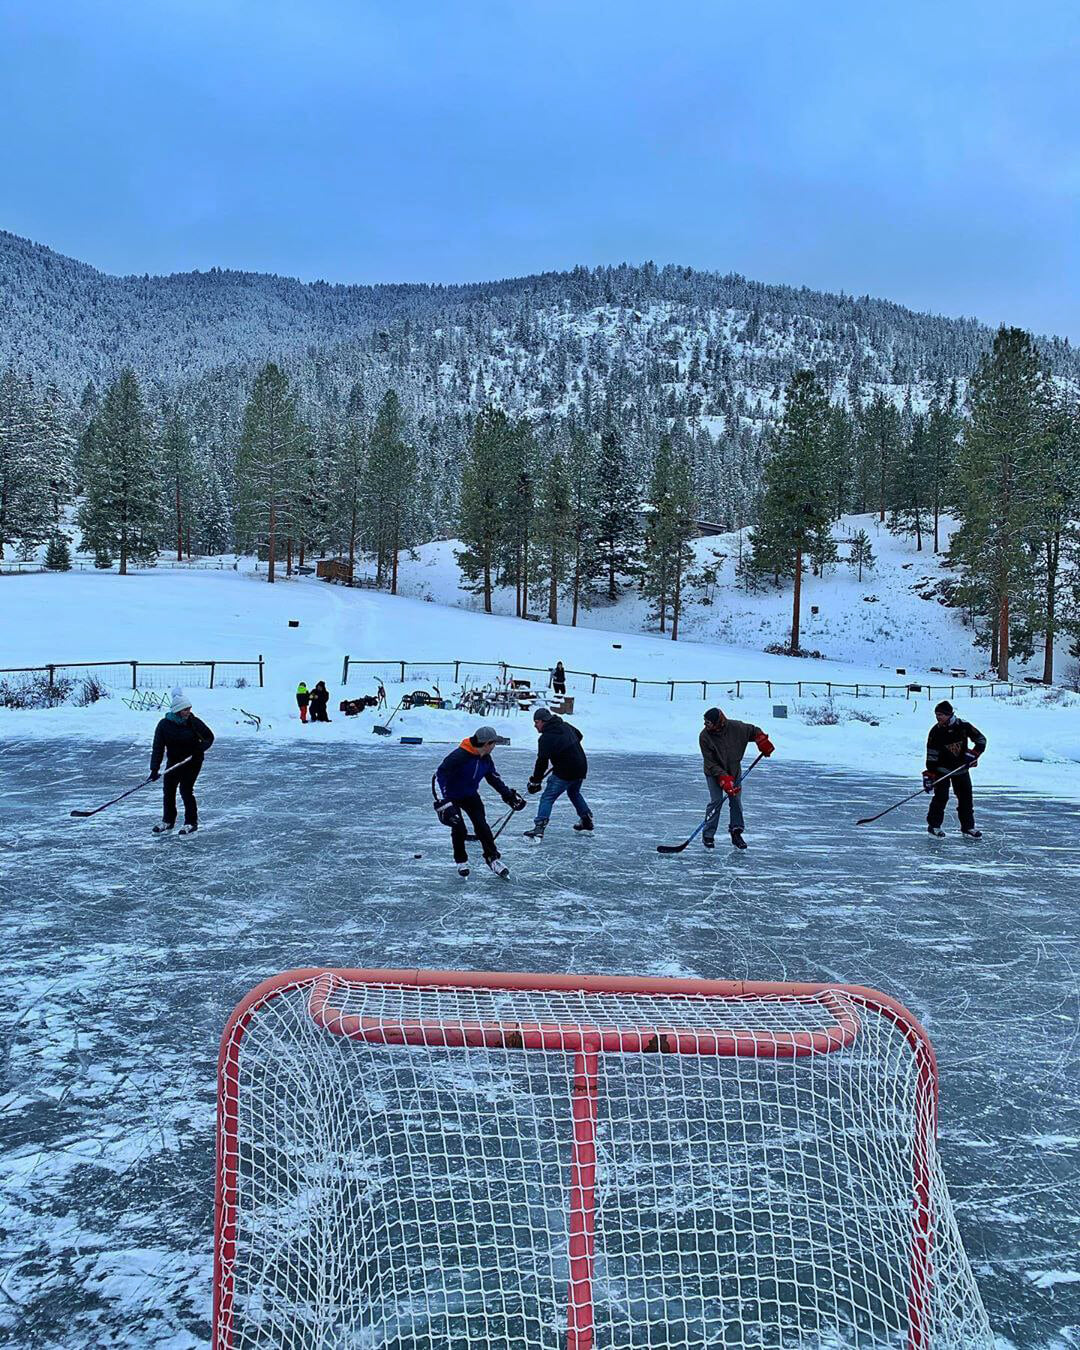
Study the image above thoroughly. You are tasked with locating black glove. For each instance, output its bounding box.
[507,789,526,812]
[150,769,160,782]
[527,779,543,795]
[434,799,462,829]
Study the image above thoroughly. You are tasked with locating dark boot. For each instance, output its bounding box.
[524,821,546,840]
[730,829,747,850]
[573,815,594,832]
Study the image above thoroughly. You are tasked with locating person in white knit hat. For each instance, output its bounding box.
[149,688,215,834]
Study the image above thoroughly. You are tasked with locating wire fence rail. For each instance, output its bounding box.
[340,657,1030,703]
[0,657,265,692]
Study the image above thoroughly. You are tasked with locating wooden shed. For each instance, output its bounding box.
[316,557,354,584]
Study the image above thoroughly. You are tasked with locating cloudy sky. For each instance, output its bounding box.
[1,0,1078,337]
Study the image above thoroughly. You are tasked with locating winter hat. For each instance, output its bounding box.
[934,700,954,716]
[704,707,723,725]
[170,687,192,714]
[532,706,554,724]
[472,725,499,745]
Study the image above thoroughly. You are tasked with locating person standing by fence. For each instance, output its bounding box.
[308,680,331,722]
[552,661,567,696]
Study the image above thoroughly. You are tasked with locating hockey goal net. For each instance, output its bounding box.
[214,969,993,1349]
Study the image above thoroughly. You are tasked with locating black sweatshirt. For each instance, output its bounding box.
[150,714,215,775]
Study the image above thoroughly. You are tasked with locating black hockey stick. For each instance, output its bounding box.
[657,753,764,854]
[70,756,193,818]
[855,761,973,826]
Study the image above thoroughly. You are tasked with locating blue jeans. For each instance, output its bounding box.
[703,775,744,841]
[535,774,591,824]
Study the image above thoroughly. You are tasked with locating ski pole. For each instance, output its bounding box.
[657,753,764,854]
[855,761,973,826]
[70,756,193,819]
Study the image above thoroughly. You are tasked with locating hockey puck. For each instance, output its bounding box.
[413,852,423,859]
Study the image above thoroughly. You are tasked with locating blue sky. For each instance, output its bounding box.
[1,0,1078,337]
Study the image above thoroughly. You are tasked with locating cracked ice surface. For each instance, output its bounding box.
[1,739,1078,1348]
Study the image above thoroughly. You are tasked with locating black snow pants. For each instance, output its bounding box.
[163,759,202,828]
[927,770,974,832]
[451,793,500,864]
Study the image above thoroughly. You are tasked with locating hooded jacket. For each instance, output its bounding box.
[699,718,762,779]
[151,713,215,775]
[435,739,514,803]
[532,715,587,782]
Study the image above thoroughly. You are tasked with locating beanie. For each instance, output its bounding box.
[472,725,499,745]
[533,706,554,724]
[704,707,722,725]
[170,687,192,714]
[934,700,953,716]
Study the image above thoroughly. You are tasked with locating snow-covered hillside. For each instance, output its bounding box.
[4,563,1080,805]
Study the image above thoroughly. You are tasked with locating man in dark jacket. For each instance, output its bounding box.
[308,680,332,722]
[434,726,525,877]
[150,688,215,835]
[699,707,774,849]
[923,700,987,838]
[524,707,591,840]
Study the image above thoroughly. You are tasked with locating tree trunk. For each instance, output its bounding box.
[790,546,802,653]
[286,536,293,578]
[549,545,558,624]
[608,548,616,602]
[671,555,682,641]
[348,500,357,578]
[176,478,183,562]
[1043,534,1059,684]
[933,498,940,554]
[390,524,399,595]
[299,541,305,568]
[267,503,276,584]
[483,553,492,614]
[571,538,581,627]
[997,590,1009,681]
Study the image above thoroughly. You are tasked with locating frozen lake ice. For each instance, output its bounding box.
[1,738,1078,1348]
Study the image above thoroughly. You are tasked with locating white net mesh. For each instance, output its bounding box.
[215,973,993,1349]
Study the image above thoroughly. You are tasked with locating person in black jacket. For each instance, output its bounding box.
[552,661,567,696]
[433,726,525,877]
[923,700,987,838]
[524,706,591,840]
[150,688,215,835]
[308,680,332,722]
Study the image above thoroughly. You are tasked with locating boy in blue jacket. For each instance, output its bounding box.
[434,725,525,877]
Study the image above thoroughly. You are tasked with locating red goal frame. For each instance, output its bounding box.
[214,968,940,1350]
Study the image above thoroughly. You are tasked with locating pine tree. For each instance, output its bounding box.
[951,327,1048,679]
[925,383,960,553]
[860,391,902,523]
[361,390,416,593]
[889,414,930,550]
[76,369,160,574]
[234,362,305,583]
[639,434,697,637]
[534,441,574,624]
[45,533,71,570]
[566,428,599,625]
[822,403,856,522]
[750,370,835,653]
[1026,396,1079,682]
[457,407,511,613]
[0,369,35,559]
[162,406,198,561]
[848,528,875,582]
[593,426,640,601]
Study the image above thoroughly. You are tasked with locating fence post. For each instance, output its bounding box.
[798,682,802,696]
[669,681,675,702]
[400,661,406,683]
[855,684,859,697]
[454,660,460,682]
[702,681,706,698]
[131,661,138,690]
[827,682,832,696]
[767,681,771,697]
[210,661,216,690]
[341,655,349,686]
[47,663,56,692]
[259,654,264,689]
[736,681,740,697]
[591,674,597,693]
[632,678,637,698]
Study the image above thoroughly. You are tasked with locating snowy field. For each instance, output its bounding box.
[1,740,1078,1348]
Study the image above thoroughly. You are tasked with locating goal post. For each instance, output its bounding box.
[214,968,993,1349]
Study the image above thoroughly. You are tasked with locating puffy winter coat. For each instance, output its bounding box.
[699,718,762,779]
[926,717,986,774]
[151,713,215,774]
[532,716,588,782]
[435,739,514,803]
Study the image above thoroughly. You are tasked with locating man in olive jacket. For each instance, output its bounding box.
[699,707,774,849]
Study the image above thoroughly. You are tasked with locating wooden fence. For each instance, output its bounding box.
[0,656,265,691]
[339,657,1027,703]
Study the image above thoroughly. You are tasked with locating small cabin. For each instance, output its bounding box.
[316,557,354,585]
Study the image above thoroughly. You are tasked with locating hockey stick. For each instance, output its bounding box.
[855,761,973,826]
[657,753,764,854]
[70,756,193,818]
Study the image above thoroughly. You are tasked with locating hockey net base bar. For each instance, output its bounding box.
[214,969,993,1349]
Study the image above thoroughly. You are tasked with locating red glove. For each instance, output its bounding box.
[717,774,740,796]
[755,733,775,757]
[922,770,938,793]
